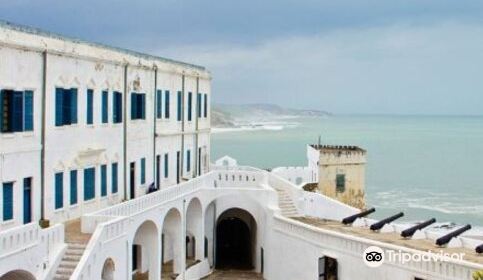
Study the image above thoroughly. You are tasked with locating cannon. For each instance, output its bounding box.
[370,212,404,231]
[435,224,471,246]
[400,218,436,238]
[475,243,483,254]
[342,208,375,225]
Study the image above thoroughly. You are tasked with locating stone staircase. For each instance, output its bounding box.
[276,189,300,217]
[54,219,92,280]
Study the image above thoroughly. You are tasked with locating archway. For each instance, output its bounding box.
[132,220,159,280]
[186,197,202,265]
[204,201,216,267]
[0,270,35,280]
[101,258,115,280]
[162,208,182,278]
[215,208,257,270]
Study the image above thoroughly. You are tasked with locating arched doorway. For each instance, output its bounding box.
[186,197,202,263]
[216,208,256,270]
[0,270,36,280]
[162,208,182,278]
[101,258,115,280]
[132,220,159,280]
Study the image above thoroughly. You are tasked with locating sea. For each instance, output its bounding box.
[211,115,483,227]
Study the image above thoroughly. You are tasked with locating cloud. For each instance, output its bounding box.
[158,21,483,114]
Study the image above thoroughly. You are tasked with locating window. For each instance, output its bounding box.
[70,170,77,205]
[86,89,94,125]
[55,88,77,126]
[101,164,107,197]
[2,182,13,221]
[102,90,108,123]
[55,172,63,209]
[177,91,182,121]
[131,93,146,120]
[197,93,202,118]
[113,91,122,123]
[186,149,191,172]
[336,174,346,193]
[164,91,170,119]
[23,177,32,224]
[84,167,95,201]
[156,155,161,188]
[164,153,169,178]
[0,90,33,132]
[112,163,118,194]
[156,90,162,119]
[204,94,208,118]
[140,158,146,184]
[187,92,192,121]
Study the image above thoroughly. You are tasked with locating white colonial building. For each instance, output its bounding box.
[0,21,482,280]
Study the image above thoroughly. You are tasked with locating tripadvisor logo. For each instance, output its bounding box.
[363,245,466,268]
[363,246,385,268]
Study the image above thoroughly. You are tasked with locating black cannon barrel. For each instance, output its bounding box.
[342,208,376,225]
[476,244,483,254]
[435,224,472,246]
[400,218,436,238]
[370,212,404,231]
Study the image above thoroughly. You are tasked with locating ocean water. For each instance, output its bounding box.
[211,115,483,226]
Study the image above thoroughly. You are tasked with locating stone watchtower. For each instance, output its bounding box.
[310,145,366,209]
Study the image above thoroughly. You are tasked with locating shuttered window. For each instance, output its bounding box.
[113,91,122,123]
[204,94,208,118]
[101,165,107,197]
[131,93,146,120]
[0,90,34,132]
[177,91,182,121]
[141,158,146,184]
[102,90,108,123]
[55,88,77,126]
[186,150,191,172]
[197,93,202,118]
[164,91,170,119]
[112,163,118,194]
[86,89,94,125]
[336,174,346,193]
[156,90,162,119]
[187,92,192,121]
[2,182,13,221]
[70,170,78,205]
[84,167,95,201]
[55,172,63,209]
[164,153,169,178]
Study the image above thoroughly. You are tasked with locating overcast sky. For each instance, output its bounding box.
[1,0,483,114]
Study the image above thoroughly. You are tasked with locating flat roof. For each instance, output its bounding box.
[0,19,206,71]
[293,216,483,265]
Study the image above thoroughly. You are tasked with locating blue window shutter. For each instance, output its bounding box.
[112,163,118,193]
[131,93,137,120]
[70,88,78,124]
[113,92,122,123]
[157,90,162,119]
[55,88,63,126]
[165,91,170,119]
[55,172,63,209]
[12,91,24,132]
[102,90,108,123]
[187,150,191,172]
[2,182,13,221]
[101,165,107,197]
[140,94,146,119]
[70,170,77,205]
[177,91,182,121]
[204,94,208,118]
[84,168,95,201]
[188,92,192,121]
[24,90,33,131]
[197,93,202,118]
[87,89,93,124]
[141,158,146,184]
[164,153,169,178]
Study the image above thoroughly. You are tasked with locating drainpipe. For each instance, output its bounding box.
[180,74,185,182]
[194,76,199,178]
[123,64,128,201]
[39,50,49,228]
[153,66,158,188]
